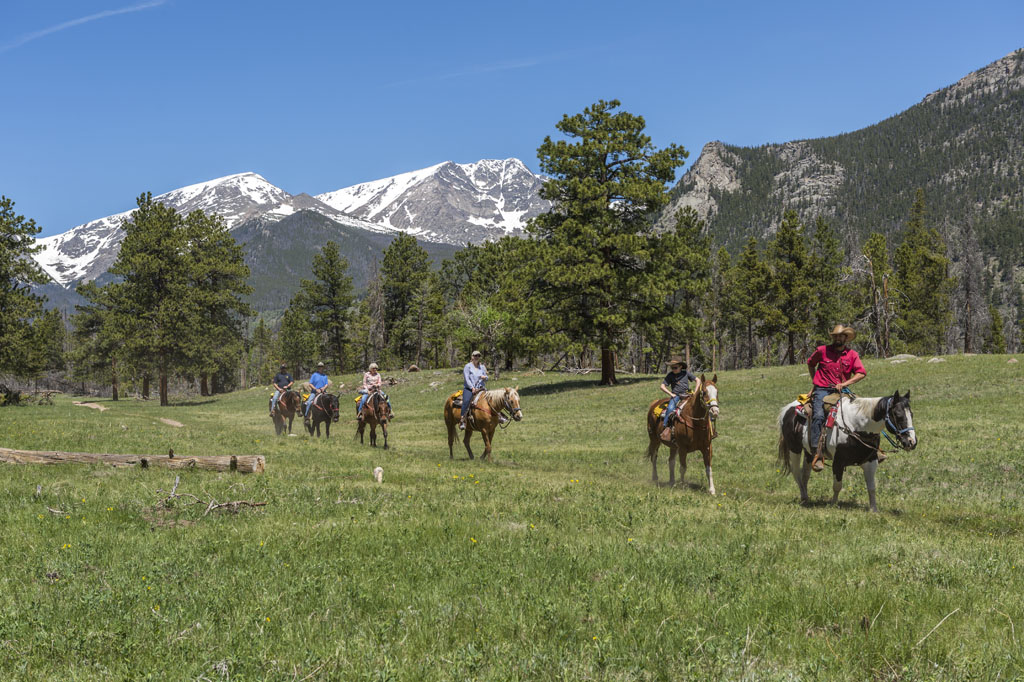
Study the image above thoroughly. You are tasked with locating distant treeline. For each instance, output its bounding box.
[2,101,1019,404]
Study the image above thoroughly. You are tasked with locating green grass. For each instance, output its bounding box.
[1,355,1022,680]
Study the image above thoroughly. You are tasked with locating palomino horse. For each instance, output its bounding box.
[777,390,917,512]
[444,387,522,461]
[356,387,389,449]
[645,375,720,494]
[305,392,340,438]
[271,390,303,436]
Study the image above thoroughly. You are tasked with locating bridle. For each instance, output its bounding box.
[881,396,914,450]
[499,392,522,428]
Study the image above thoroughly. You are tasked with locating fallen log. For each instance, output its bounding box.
[0,447,264,473]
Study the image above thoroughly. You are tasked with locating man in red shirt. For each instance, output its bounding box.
[806,325,867,472]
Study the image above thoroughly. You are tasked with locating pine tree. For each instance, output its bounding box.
[0,196,49,376]
[288,241,354,373]
[528,99,688,384]
[768,210,813,364]
[859,232,894,357]
[726,237,778,367]
[806,216,847,343]
[380,234,432,363]
[984,304,1007,353]
[643,206,711,367]
[893,190,955,355]
[277,306,317,379]
[71,281,124,399]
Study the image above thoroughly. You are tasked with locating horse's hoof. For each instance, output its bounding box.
[708,489,716,496]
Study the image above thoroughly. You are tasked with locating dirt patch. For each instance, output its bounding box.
[158,418,184,428]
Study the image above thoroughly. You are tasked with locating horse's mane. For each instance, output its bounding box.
[839,396,886,427]
[482,388,514,409]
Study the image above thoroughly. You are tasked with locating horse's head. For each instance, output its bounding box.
[887,390,916,450]
[371,390,388,422]
[504,386,522,422]
[285,390,302,411]
[703,373,719,421]
[327,393,340,422]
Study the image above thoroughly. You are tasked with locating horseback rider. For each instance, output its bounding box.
[807,325,867,472]
[459,350,488,431]
[303,362,333,425]
[357,362,395,420]
[660,356,697,431]
[269,363,293,417]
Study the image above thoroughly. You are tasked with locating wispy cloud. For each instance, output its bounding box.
[1,1,166,54]
[383,57,544,89]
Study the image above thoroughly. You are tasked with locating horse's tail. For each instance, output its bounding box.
[645,399,663,460]
[776,402,798,475]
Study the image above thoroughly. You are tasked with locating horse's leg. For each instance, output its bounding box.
[793,452,811,504]
[668,448,676,486]
[370,423,377,447]
[831,465,844,506]
[447,418,455,459]
[862,460,879,513]
[382,423,388,450]
[463,428,474,460]
[482,426,493,462]
[358,421,364,444]
[679,445,688,487]
[647,430,660,483]
[703,441,714,496]
[325,420,330,439]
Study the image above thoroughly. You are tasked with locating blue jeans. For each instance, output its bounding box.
[305,391,319,416]
[662,394,683,428]
[461,389,474,420]
[270,390,281,412]
[807,386,833,451]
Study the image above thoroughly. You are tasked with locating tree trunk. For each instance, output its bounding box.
[0,447,265,473]
[200,373,209,397]
[964,298,972,354]
[142,375,150,400]
[747,320,754,368]
[111,358,119,401]
[159,360,169,407]
[786,331,796,365]
[600,347,617,385]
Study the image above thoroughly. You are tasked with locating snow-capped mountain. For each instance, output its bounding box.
[317,158,550,245]
[34,173,384,287]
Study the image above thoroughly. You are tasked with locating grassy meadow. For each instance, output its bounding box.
[0,355,1022,680]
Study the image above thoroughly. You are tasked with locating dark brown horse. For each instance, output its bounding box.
[305,392,340,438]
[272,390,303,436]
[444,387,521,461]
[645,374,719,494]
[356,387,389,448]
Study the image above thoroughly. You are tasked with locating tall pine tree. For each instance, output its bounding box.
[288,241,354,372]
[528,99,687,384]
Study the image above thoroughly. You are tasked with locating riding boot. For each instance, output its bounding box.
[811,438,826,472]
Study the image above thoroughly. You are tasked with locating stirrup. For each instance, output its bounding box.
[811,451,825,472]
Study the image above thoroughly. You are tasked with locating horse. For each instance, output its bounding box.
[356,387,389,448]
[777,390,917,512]
[271,390,303,436]
[645,374,720,494]
[305,392,340,438]
[444,387,522,461]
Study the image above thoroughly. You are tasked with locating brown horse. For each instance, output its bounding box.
[271,390,302,436]
[356,387,389,448]
[645,374,719,494]
[444,387,522,461]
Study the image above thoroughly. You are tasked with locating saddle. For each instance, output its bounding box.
[653,394,690,426]
[449,390,481,409]
[795,392,841,421]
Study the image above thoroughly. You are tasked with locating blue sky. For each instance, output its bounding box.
[3,0,1023,238]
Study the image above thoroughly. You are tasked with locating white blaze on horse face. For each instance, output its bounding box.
[903,404,917,448]
[706,384,719,420]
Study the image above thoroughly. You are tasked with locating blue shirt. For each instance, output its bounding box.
[309,371,329,390]
[463,362,487,390]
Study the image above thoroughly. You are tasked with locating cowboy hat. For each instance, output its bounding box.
[316,361,325,367]
[471,350,482,357]
[829,325,856,342]
[668,356,686,369]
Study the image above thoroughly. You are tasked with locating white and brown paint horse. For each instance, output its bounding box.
[645,374,720,494]
[777,390,917,512]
